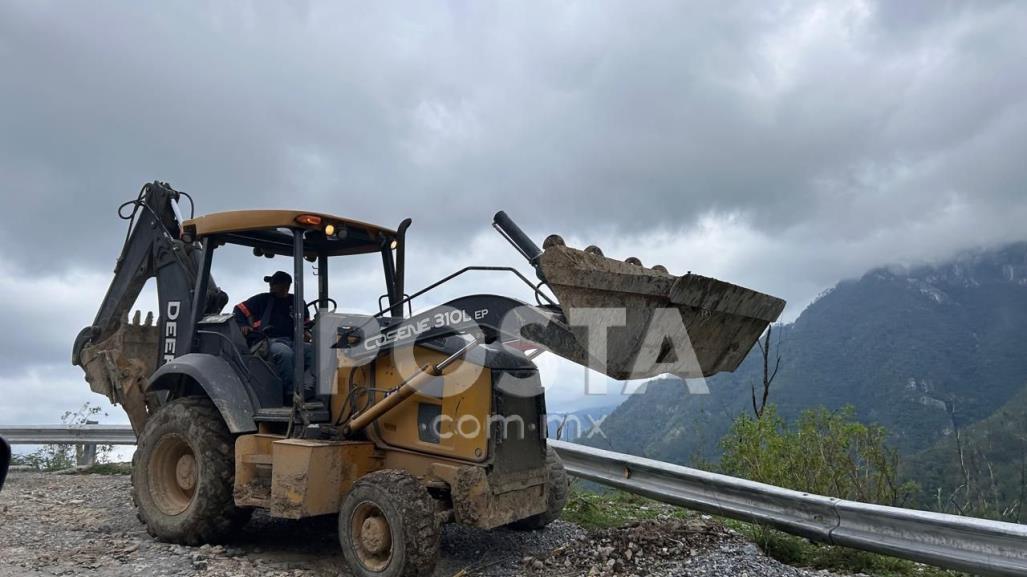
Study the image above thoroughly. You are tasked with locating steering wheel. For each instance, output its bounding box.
[306,297,338,315]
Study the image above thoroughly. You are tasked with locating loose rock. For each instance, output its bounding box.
[0,471,864,577]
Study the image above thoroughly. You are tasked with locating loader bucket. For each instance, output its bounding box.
[522,244,786,380]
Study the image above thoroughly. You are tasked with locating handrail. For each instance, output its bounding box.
[374,266,556,316]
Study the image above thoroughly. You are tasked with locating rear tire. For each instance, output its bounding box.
[508,446,568,530]
[338,469,440,577]
[132,396,251,545]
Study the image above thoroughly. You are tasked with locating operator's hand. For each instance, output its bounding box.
[241,326,253,337]
[304,330,312,343]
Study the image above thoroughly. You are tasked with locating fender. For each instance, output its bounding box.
[148,353,257,434]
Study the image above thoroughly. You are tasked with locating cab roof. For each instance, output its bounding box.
[182,210,398,257]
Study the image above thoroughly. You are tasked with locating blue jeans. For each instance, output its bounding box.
[269,337,314,399]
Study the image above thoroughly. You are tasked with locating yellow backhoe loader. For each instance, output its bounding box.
[73,182,785,577]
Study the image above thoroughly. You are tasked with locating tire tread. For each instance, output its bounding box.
[132,396,250,545]
[339,469,440,577]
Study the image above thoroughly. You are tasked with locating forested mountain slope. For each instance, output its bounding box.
[591,243,1027,467]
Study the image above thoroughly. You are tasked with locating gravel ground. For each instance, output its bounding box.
[519,519,858,577]
[0,472,858,577]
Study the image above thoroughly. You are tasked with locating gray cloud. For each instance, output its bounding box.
[1,0,1026,420]
[1,1,1023,262]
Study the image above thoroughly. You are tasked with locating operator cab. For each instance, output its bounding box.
[180,210,411,418]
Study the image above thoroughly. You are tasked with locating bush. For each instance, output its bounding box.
[717,406,962,576]
[720,405,917,506]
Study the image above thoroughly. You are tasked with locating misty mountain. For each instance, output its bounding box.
[906,381,1027,518]
[546,404,622,442]
[592,243,1027,465]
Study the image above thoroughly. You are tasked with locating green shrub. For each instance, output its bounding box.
[716,406,973,575]
[11,443,76,471]
[731,523,964,577]
[720,405,918,506]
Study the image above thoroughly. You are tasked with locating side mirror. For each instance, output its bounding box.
[0,436,10,492]
[334,325,365,349]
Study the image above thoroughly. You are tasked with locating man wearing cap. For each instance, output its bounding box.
[233,271,313,401]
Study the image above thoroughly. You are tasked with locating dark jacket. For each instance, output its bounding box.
[233,293,308,339]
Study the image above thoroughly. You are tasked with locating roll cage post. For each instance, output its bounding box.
[186,237,215,349]
[318,253,329,306]
[292,229,306,393]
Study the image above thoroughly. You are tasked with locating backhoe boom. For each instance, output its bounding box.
[72,181,227,431]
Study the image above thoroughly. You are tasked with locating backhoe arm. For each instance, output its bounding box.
[72,182,226,431]
[75,183,181,360]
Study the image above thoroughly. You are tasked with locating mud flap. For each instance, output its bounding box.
[450,466,548,530]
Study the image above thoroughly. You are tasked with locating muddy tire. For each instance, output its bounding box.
[338,469,440,577]
[132,396,250,544]
[508,446,568,531]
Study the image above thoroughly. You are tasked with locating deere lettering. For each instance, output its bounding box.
[163,301,181,363]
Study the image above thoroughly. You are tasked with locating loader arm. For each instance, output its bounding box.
[72,182,227,430]
[344,212,785,383]
[490,211,787,380]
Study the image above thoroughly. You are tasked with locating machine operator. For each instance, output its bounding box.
[233,271,313,401]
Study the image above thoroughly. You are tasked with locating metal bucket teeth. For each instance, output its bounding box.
[523,245,785,380]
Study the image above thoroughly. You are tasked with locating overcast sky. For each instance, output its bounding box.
[2,0,1026,426]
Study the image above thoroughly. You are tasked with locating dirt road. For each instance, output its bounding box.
[0,472,853,577]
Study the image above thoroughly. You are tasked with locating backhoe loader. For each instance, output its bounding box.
[73,181,785,577]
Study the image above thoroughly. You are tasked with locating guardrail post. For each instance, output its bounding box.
[74,420,98,467]
[75,443,97,467]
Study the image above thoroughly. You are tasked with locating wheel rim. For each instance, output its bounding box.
[148,434,197,515]
[350,501,393,571]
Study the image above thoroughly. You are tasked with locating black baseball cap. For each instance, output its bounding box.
[263,271,292,285]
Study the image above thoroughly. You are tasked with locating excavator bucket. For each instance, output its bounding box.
[524,244,786,380]
[492,212,786,381]
[76,312,159,432]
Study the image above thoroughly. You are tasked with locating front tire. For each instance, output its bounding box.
[132,396,250,544]
[338,469,440,577]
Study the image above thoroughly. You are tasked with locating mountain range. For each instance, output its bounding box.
[589,242,1027,498]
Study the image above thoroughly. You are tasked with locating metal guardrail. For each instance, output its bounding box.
[3,425,1025,576]
[0,424,136,467]
[550,440,1027,577]
[0,425,136,445]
